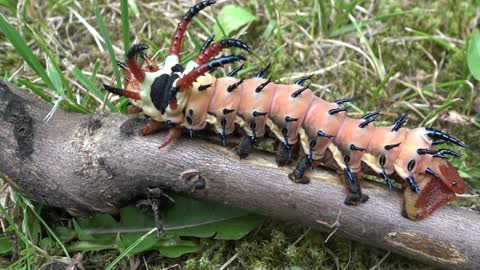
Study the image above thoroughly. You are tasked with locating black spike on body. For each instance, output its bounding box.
[227,78,244,92]
[380,172,393,190]
[425,128,467,148]
[343,167,369,205]
[127,44,149,58]
[228,63,245,77]
[359,112,380,128]
[220,39,253,54]
[116,60,128,70]
[184,0,216,21]
[431,139,445,146]
[294,74,314,86]
[291,84,310,98]
[222,108,235,115]
[335,97,354,105]
[253,111,268,117]
[288,157,311,184]
[255,78,272,93]
[425,167,441,178]
[200,35,215,52]
[362,110,381,120]
[255,62,271,78]
[417,148,461,159]
[285,116,298,122]
[406,176,420,194]
[350,144,365,152]
[198,83,212,91]
[103,84,123,96]
[317,130,334,138]
[328,106,350,115]
[306,154,315,170]
[392,113,408,132]
[188,128,193,138]
[384,142,401,151]
[207,55,246,71]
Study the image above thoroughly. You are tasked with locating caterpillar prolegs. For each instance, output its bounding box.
[103,0,466,220]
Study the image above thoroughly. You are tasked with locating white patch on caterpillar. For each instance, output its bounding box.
[266,118,286,144]
[299,128,311,156]
[328,143,346,170]
[164,55,179,71]
[235,116,254,136]
[362,153,382,175]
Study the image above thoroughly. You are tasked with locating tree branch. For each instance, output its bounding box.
[1,81,479,269]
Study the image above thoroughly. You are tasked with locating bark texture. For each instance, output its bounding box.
[0,81,479,269]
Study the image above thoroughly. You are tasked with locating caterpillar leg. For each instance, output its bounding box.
[139,119,164,136]
[288,156,311,184]
[103,84,140,100]
[342,167,369,205]
[237,136,255,159]
[159,127,183,148]
[275,142,292,166]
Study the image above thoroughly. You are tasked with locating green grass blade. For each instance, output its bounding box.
[407,28,461,54]
[70,66,116,111]
[91,0,122,88]
[421,98,462,126]
[365,68,396,111]
[120,0,130,57]
[0,13,54,90]
[104,228,157,270]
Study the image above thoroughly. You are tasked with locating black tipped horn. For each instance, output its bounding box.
[425,128,467,148]
[227,78,244,92]
[255,62,271,78]
[328,106,350,115]
[291,84,310,98]
[425,167,440,178]
[335,97,354,105]
[406,176,420,194]
[362,110,381,120]
[294,74,314,86]
[255,77,272,93]
[392,113,408,132]
[228,63,245,77]
[200,35,215,52]
[317,130,334,138]
[127,43,149,58]
[220,39,252,54]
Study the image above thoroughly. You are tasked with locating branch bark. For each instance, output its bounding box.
[1,81,479,269]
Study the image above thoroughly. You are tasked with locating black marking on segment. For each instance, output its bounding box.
[255,62,271,78]
[223,108,235,115]
[189,109,194,115]
[171,64,185,73]
[392,113,408,132]
[407,160,416,171]
[406,176,420,194]
[184,0,216,21]
[425,127,467,148]
[379,154,386,167]
[201,35,215,52]
[384,142,401,151]
[359,112,380,128]
[309,139,317,149]
[285,116,298,122]
[227,79,244,92]
[344,155,351,164]
[335,97,354,105]
[207,55,246,71]
[291,84,310,98]
[329,106,350,115]
[294,74,314,86]
[207,111,216,117]
[228,63,245,77]
[186,116,193,125]
[350,144,365,152]
[255,78,272,93]
[362,110,380,119]
[198,83,212,91]
[253,111,268,117]
[150,74,180,114]
[317,130,334,138]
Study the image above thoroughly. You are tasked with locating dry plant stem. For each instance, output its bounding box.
[0,81,479,270]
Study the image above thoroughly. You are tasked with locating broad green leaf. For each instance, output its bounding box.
[213,5,256,38]
[468,31,480,80]
[0,236,12,254]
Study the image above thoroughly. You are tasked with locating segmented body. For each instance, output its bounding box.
[104,0,466,220]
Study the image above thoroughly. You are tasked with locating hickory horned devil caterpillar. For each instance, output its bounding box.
[103,0,467,220]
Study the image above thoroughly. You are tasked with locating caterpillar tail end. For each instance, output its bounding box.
[403,160,464,220]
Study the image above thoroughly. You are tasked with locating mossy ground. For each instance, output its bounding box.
[0,0,479,269]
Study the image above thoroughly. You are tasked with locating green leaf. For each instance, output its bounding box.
[213,5,256,38]
[0,236,12,254]
[468,31,480,80]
